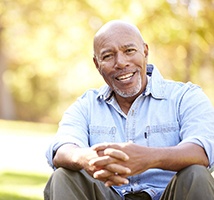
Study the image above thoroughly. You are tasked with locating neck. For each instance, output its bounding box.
[115,95,135,115]
[115,90,144,115]
[115,75,148,115]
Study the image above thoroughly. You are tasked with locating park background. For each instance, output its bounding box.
[0,0,214,199]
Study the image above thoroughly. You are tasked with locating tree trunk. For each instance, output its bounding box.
[0,21,16,120]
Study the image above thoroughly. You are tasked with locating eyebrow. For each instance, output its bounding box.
[99,43,138,57]
[123,43,137,48]
[100,49,113,56]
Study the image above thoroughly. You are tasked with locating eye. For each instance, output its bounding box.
[102,53,114,61]
[125,48,137,55]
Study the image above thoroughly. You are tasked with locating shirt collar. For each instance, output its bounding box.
[97,64,167,102]
[97,85,113,102]
[145,64,167,99]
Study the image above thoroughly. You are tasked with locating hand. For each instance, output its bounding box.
[88,142,209,187]
[71,147,103,177]
[90,142,152,186]
[55,143,131,186]
[89,146,131,186]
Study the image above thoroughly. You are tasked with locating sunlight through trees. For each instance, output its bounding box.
[0,0,213,123]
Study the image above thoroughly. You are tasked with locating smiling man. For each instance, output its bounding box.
[93,22,148,114]
[44,20,214,200]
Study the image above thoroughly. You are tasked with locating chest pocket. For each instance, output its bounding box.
[89,125,117,146]
[146,122,180,147]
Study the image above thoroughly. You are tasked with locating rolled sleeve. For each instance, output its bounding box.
[179,136,214,167]
[45,134,86,169]
[178,84,214,167]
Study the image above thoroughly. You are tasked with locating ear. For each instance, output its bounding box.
[93,56,102,74]
[143,43,149,58]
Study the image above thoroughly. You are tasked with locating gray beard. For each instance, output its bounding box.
[113,74,142,98]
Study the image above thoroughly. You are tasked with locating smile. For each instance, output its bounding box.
[116,72,135,81]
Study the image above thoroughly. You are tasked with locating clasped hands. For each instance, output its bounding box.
[88,142,138,187]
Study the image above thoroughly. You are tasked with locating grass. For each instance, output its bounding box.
[0,119,56,200]
[0,171,49,200]
[0,119,57,136]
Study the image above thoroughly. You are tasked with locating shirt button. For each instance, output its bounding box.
[131,109,134,115]
[122,189,126,194]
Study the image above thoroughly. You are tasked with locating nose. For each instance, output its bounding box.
[114,52,128,69]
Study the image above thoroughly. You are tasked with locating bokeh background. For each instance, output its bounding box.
[0,0,213,199]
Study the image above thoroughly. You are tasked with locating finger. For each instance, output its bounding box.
[93,169,112,180]
[89,155,112,167]
[105,163,131,175]
[92,143,116,151]
[104,148,129,161]
[93,164,130,180]
[97,150,105,157]
[105,176,129,187]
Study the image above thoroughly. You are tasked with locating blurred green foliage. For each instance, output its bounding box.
[0,0,213,123]
[0,119,57,134]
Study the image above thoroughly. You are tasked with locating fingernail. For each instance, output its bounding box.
[124,155,129,161]
[124,179,129,184]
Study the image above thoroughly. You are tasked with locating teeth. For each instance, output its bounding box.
[117,73,134,80]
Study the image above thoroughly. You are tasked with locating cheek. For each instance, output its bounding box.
[134,60,146,73]
[99,67,114,84]
[99,66,107,76]
[133,53,147,66]
[99,65,114,77]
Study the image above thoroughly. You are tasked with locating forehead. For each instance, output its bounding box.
[95,28,141,54]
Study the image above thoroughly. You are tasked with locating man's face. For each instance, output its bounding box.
[94,26,148,99]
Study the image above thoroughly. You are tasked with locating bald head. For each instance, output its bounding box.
[94,20,143,39]
[93,20,145,55]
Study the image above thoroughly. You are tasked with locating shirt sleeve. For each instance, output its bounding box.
[46,94,90,169]
[178,83,214,168]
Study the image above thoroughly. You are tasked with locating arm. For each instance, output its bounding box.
[53,143,103,177]
[53,144,83,171]
[53,143,131,183]
[151,143,208,170]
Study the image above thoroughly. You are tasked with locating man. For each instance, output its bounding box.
[44,20,214,200]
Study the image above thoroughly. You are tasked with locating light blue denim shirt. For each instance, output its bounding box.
[46,64,214,200]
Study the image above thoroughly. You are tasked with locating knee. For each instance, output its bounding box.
[52,167,66,179]
[180,164,208,176]
[51,168,90,185]
[178,165,210,185]
[51,167,73,185]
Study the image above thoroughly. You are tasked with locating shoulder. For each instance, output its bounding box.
[79,85,110,100]
[148,64,202,99]
[165,79,200,93]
